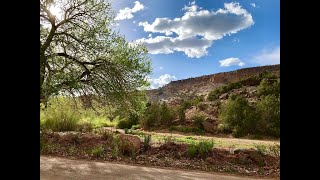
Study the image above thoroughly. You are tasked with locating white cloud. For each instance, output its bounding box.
[148,74,177,89]
[219,57,245,67]
[250,3,256,8]
[135,36,212,58]
[159,66,163,70]
[136,2,254,58]
[115,1,144,21]
[252,46,280,65]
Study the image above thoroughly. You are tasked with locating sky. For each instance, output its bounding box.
[110,0,280,89]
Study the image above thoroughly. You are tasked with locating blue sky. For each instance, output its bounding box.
[110,0,280,89]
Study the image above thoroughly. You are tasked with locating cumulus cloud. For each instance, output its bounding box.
[136,36,212,58]
[219,57,245,67]
[115,1,144,21]
[252,46,280,65]
[148,74,177,89]
[250,3,256,8]
[135,2,254,58]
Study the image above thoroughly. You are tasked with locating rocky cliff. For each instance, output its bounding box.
[146,64,280,102]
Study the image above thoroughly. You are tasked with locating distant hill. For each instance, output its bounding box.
[146,64,280,102]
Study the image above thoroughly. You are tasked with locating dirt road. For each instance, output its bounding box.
[40,156,276,180]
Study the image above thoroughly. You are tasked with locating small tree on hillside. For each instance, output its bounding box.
[219,95,257,137]
[160,102,175,127]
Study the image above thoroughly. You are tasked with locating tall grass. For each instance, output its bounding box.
[40,97,119,132]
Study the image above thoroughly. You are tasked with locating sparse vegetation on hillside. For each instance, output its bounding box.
[218,76,280,137]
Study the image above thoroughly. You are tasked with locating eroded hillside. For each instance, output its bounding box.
[146,64,280,102]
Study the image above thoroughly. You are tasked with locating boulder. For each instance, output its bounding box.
[202,120,216,133]
[119,134,141,153]
[185,106,198,120]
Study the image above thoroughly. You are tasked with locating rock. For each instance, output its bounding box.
[202,121,216,133]
[119,134,141,153]
[219,93,229,100]
[185,106,198,120]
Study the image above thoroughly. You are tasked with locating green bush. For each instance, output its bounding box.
[191,113,206,130]
[257,78,280,97]
[197,103,208,111]
[187,140,214,158]
[131,124,141,130]
[140,102,161,129]
[41,98,81,132]
[117,112,141,129]
[217,123,232,134]
[160,102,175,127]
[268,144,280,158]
[198,140,214,156]
[90,146,105,158]
[219,95,257,137]
[254,144,268,155]
[187,143,198,158]
[143,134,152,151]
[256,95,280,137]
[117,119,130,129]
[207,82,242,101]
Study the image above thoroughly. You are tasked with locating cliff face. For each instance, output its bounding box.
[146,64,280,102]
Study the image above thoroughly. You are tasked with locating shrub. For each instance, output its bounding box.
[124,128,129,134]
[207,82,242,101]
[178,108,186,121]
[198,140,214,157]
[257,78,280,97]
[90,146,105,158]
[100,129,113,141]
[187,143,198,158]
[111,135,137,157]
[131,124,140,130]
[127,112,140,127]
[41,98,80,132]
[117,112,141,129]
[254,144,268,155]
[217,123,232,134]
[219,95,257,137]
[143,134,152,151]
[269,144,280,158]
[256,95,280,137]
[160,102,175,127]
[187,140,214,158]
[117,119,129,129]
[191,113,206,130]
[140,102,161,129]
[197,103,208,111]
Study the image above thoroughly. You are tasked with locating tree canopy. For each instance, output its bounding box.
[40,0,151,107]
